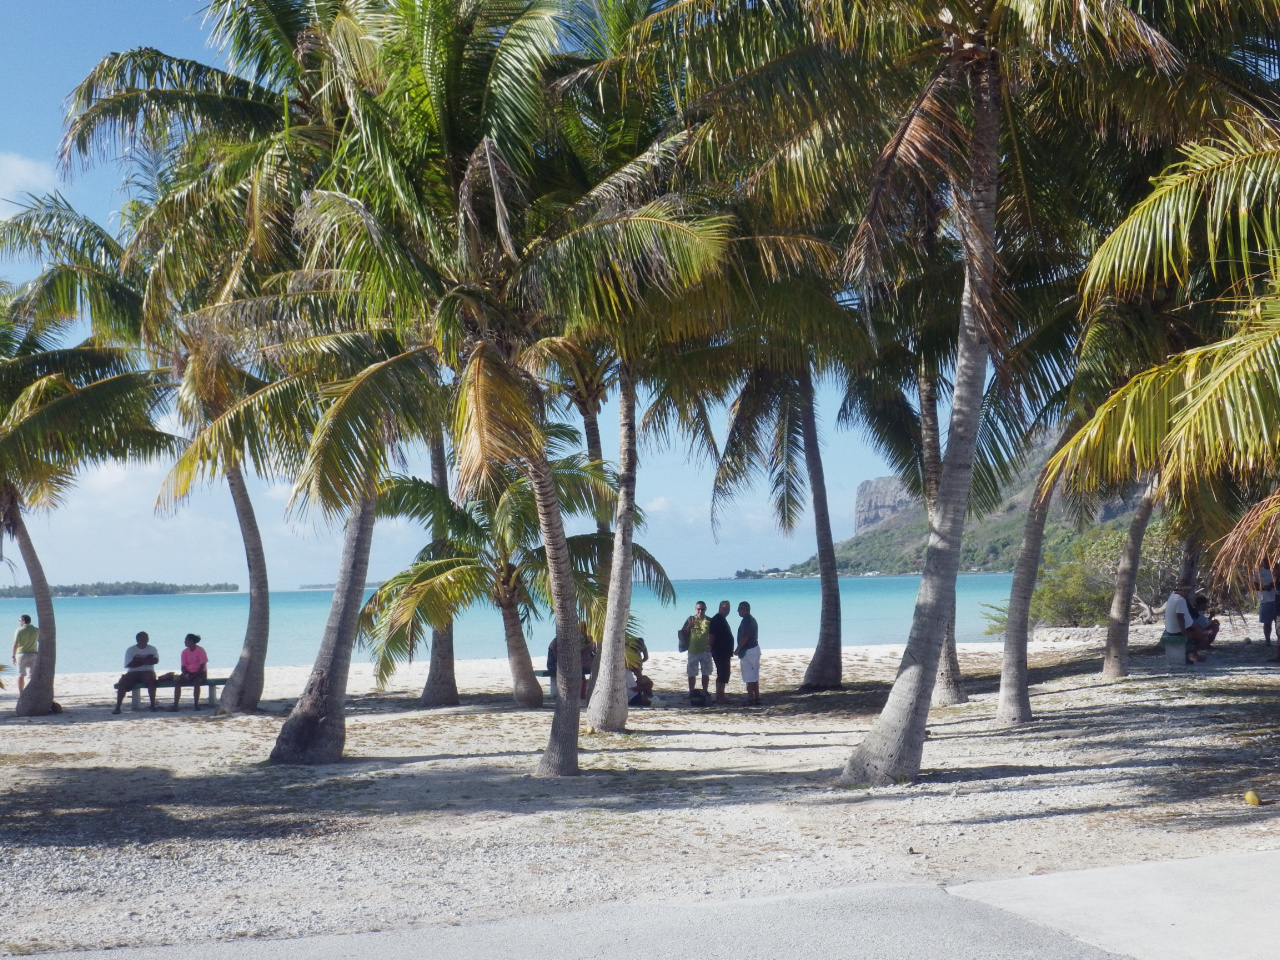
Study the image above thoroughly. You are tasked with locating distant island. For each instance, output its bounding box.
[0,582,239,598]
[299,581,383,590]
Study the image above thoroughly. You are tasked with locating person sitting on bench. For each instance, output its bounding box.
[171,633,209,712]
[113,632,160,714]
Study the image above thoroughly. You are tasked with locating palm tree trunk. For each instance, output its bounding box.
[578,391,609,704]
[586,364,637,732]
[529,443,583,778]
[1103,480,1158,680]
[931,604,968,706]
[218,462,271,714]
[11,503,56,718]
[995,450,1066,723]
[918,369,966,708]
[580,405,610,538]
[842,57,1000,786]
[422,426,459,707]
[500,595,543,708]
[270,495,376,764]
[799,367,843,689]
[1180,536,1201,584]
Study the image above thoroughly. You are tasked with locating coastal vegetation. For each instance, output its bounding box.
[1,0,1279,791]
[0,581,237,598]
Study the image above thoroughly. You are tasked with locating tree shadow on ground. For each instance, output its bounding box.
[5,643,1280,848]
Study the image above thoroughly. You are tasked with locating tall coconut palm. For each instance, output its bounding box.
[0,299,174,715]
[636,0,1279,781]
[362,455,672,706]
[265,0,731,775]
[59,1,400,710]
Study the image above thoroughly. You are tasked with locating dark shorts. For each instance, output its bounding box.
[118,670,157,691]
[713,651,732,685]
[177,671,207,687]
[1261,601,1276,624]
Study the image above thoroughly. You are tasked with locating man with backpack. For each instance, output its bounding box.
[679,601,712,705]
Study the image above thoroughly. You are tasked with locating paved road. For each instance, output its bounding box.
[953,848,1280,960]
[42,884,1124,960]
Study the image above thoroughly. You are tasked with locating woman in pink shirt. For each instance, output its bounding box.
[172,634,209,711]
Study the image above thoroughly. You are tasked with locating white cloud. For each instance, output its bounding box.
[644,496,672,514]
[0,152,56,207]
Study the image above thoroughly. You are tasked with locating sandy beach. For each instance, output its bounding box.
[2,628,1278,954]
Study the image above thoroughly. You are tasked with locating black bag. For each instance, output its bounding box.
[689,688,707,707]
[677,618,691,653]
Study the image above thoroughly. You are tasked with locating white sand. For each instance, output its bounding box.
[2,632,1278,954]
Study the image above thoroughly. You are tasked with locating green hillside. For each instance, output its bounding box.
[787,508,1084,576]
[783,440,1137,577]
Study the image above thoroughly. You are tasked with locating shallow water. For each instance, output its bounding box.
[0,573,1012,674]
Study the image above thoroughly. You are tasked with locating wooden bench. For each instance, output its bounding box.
[114,676,229,710]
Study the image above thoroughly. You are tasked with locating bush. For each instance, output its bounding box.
[1029,517,1182,628]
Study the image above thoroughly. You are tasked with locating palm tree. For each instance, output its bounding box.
[0,298,174,715]
[57,1,400,711]
[265,0,730,775]
[362,455,672,707]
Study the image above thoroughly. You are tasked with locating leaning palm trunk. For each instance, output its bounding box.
[919,371,966,707]
[579,395,610,702]
[529,444,584,777]
[218,463,271,714]
[799,368,843,689]
[586,365,638,732]
[1103,480,1158,680]
[422,427,460,707]
[842,59,999,786]
[995,465,1058,722]
[270,495,377,764]
[11,505,57,718]
[931,605,967,706]
[500,596,543,708]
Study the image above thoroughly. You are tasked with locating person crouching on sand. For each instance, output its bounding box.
[172,634,209,711]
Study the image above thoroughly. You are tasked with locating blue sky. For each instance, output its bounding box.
[0,1,895,588]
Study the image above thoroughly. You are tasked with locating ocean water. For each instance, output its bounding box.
[0,574,1013,675]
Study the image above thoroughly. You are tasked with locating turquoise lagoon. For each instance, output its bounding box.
[0,573,1013,674]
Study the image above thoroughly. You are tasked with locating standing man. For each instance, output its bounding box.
[708,601,735,704]
[682,601,713,704]
[11,614,38,694]
[112,631,160,714]
[736,602,761,706]
[1254,558,1276,646]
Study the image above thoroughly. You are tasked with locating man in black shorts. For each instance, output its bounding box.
[113,631,160,714]
[708,601,735,704]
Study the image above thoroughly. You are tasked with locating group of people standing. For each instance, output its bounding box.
[680,600,761,706]
[545,599,764,709]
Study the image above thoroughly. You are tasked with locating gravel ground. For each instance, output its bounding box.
[2,633,1279,955]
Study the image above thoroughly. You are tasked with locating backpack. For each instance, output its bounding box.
[677,617,691,653]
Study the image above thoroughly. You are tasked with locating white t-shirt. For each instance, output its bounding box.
[626,670,638,695]
[1164,593,1190,635]
[1260,568,1276,603]
[124,644,159,672]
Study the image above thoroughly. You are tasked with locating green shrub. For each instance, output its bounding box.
[1028,517,1182,628]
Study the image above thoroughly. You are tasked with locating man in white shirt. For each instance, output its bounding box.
[1164,579,1198,665]
[112,631,160,714]
[1254,559,1277,646]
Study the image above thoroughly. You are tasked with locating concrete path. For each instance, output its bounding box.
[952,849,1280,960]
[41,884,1123,960]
